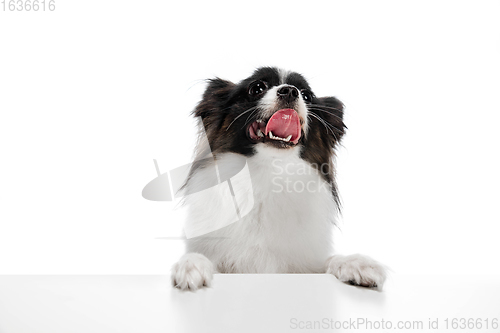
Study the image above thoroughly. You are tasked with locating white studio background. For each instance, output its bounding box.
[0,0,499,275]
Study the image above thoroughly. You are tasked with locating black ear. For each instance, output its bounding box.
[193,78,235,119]
[316,96,344,122]
[315,96,346,138]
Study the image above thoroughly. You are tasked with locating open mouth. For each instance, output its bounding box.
[248,109,302,146]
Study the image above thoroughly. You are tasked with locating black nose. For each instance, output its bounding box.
[277,85,299,102]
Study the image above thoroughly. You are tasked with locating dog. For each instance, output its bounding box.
[171,67,386,290]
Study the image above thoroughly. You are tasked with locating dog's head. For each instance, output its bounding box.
[194,67,345,156]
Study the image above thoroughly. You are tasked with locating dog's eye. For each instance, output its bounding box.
[249,81,267,96]
[301,89,313,103]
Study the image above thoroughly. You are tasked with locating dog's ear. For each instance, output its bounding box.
[315,96,347,142]
[316,96,344,122]
[193,78,235,119]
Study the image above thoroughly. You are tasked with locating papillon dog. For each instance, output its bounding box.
[171,67,387,290]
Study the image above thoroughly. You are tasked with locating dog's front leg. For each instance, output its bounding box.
[325,254,387,290]
[171,253,215,291]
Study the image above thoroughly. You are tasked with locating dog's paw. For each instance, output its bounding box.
[326,254,387,290]
[171,253,215,291]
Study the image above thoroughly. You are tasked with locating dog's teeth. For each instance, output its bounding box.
[256,119,263,123]
[257,129,264,137]
[267,131,291,142]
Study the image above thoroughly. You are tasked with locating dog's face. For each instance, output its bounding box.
[193,67,346,198]
[195,67,345,153]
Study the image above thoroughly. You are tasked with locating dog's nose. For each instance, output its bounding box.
[277,85,299,103]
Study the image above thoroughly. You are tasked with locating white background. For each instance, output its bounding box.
[1,0,499,275]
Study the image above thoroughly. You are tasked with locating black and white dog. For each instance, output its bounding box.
[171,67,386,290]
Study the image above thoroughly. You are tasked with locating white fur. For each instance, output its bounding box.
[326,254,387,290]
[171,253,214,290]
[183,146,335,276]
[278,68,291,84]
[172,144,385,290]
[172,146,387,290]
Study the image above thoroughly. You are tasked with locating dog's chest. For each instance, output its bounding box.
[225,149,336,272]
[247,149,335,227]
[185,148,337,273]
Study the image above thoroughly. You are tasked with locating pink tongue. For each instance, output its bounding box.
[265,109,301,143]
